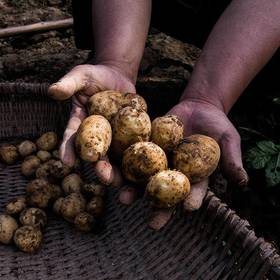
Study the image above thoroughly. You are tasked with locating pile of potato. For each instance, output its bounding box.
[0,133,106,253]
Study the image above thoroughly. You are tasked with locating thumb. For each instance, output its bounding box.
[220,129,249,186]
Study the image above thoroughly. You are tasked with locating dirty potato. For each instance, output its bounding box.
[86,197,104,217]
[74,212,95,232]
[5,197,27,216]
[0,144,19,164]
[173,134,220,183]
[82,183,106,197]
[18,140,37,157]
[151,115,184,152]
[36,150,52,162]
[146,170,190,208]
[21,155,41,177]
[19,208,47,228]
[75,115,112,162]
[36,132,58,151]
[62,173,83,194]
[53,197,64,216]
[0,214,18,244]
[122,142,168,184]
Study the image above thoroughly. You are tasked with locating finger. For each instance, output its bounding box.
[148,208,174,230]
[119,186,138,205]
[93,156,123,187]
[184,179,208,211]
[59,98,87,167]
[220,130,249,186]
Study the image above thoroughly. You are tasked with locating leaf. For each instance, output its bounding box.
[256,141,280,155]
[265,153,280,187]
[245,147,271,169]
[273,97,280,105]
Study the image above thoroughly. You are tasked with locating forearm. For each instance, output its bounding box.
[91,0,151,83]
[181,0,280,113]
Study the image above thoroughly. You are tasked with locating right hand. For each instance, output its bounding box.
[48,64,136,186]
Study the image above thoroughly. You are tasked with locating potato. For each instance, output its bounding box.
[146,170,190,208]
[122,142,168,184]
[52,149,60,159]
[49,184,62,200]
[62,173,83,194]
[74,212,95,232]
[14,226,43,253]
[60,193,86,222]
[18,140,37,157]
[75,115,112,162]
[36,132,58,151]
[21,155,41,177]
[26,178,52,208]
[5,197,26,215]
[82,183,106,197]
[173,134,220,183]
[151,115,184,152]
[19,208,47,228]
[87,90,147,122]
[0,214,18,244]
[37,150,52,162]
[50,160,72,179]
[111,106,151,157]
[86,197,104,217]
[35,159,56,179]
[0,144,19,164]
[53,197,64,215]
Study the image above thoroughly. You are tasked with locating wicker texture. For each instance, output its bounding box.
[0,83,279,280]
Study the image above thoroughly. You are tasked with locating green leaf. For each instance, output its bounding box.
[256,141,280,155]
[273,97,280,105]
[245,147,271,169]
[265,153,280,187]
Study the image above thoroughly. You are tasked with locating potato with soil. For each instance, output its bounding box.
[14,225,42,253]
[75,115,112,162]
[5,197,26,215]
[82,183,106,197]
[86,197,104,217]
[173,134,220,183]
[60,193,86,222]
[0,144,19,164]
[53,197,64,215]
[35,159,56,179]
[19,208,47,228]
[21,155,41,177]
[18,140,37,157]
[37,150,52,162]
[122,142,168,184]
[0,214,18,244]
[74,212,95,232]
[87,90,147,122]
[111,106,151,157]
[50,160,72,179]
[151,115,184,152]
[62,173,83,194]
[36,132,58,151]
[146,170,190,208]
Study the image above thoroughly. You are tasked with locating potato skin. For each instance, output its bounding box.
[0,144,19,164]
[5,197,27,215]
[21,155,41,177]
[87,90,147,122]
[62,173,83,194]
[82,183,106,197]
[146,170,190,208]
[86,197,104,217]
[18,140,37,157]
[75,115,112,162]
[111,106,151,157]
[19,208,47,228]
[74,212,95,232]
[173,134,220,183]
[0,214,18,244]
[37,150,52,162]
[53,197,64,215]
[151,115,184,152]
[122,142,168,184]
[36,132,58,151]
[14,226,42,253]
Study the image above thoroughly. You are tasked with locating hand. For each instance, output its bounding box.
[48,63,135,186]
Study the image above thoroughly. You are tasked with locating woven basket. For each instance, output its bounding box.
[0,83,280,280]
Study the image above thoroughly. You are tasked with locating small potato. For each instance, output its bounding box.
[35,159,56,179]
[52,150,60,159]
[75,115,112,162]
[60,193,86,222]
[37,150,52,162]
[74,212,95,232]
[86,197,104,217]
[5,197,26,215]
[87,90,147,122]
[151,115,184,152]
[122,142,168,184]
[53,197,64,215]
[82,183,106,197]
[18,140,37,157]
[146,170,190,208]
[49,184,62,200]
[36,132,58,151]
[19,208,47,228]
[111,106,151,157]
[14,226,43,253]
[50,160,72,179]
[173,134,220,183]
[62,173,83,194]
[0,144,19,164]
[21,155,41,177]
[0,214,18,244]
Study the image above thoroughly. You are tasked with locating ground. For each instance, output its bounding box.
[1,0,280,247]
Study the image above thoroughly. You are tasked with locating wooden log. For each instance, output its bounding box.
[0,18,73,39]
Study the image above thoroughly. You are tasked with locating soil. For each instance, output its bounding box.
[1,0,280,250]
